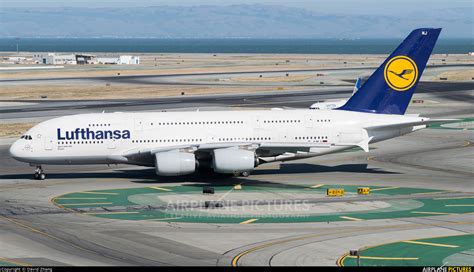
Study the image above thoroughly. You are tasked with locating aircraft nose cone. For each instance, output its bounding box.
[9,140,24,160]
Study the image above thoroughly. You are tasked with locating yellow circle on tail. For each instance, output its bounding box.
[384,56,418,91]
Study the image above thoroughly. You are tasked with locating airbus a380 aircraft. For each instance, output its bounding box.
[11,28,447,180]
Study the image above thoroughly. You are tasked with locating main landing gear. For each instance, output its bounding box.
[33,166,46,180]
[233,171,250,177]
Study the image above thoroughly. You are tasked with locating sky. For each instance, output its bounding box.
[2,0,472,15]
[1,0,472,38]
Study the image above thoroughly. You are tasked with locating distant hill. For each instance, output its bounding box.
[0,4,471,38]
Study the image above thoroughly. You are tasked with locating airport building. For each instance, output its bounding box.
[119,55,140,64]
[97,55,140,65]
[33,53,139,65]
[33,53,77,65]
[75,54,97,65]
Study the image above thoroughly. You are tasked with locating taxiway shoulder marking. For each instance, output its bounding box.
[240,218,258,225]
[150,186,172,192]
[79,191,118,195]
[445,204,474,207]
[346,256,418,260]
[411,211,453,215]
[371,186,399,191]
[84,211,139,215]
[61,202,113,206]
[402,240,458,248]
[310,184,325,189]
[340,216,363,221]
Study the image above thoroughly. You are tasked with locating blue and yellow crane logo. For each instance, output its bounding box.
[384,56,418,91]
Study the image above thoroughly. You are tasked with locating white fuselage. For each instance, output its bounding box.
[10,109,425,169]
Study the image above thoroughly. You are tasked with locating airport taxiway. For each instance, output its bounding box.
[0,57,473,266]
[0,122,472,266]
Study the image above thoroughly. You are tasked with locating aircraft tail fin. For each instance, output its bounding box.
[338,28,441,115]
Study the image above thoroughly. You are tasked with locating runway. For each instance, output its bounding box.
[1,81,474,122]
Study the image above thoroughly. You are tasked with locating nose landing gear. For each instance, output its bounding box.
[33,166,46,180]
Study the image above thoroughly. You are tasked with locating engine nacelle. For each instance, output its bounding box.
[212,148,256,174]
[155,151,196,176]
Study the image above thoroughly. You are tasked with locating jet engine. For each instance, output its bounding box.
[212,148,256,174]
[155,151,196,176]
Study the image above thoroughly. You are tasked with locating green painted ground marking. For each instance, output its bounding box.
[52,184,473,224]
[341,234,474,266]
[429,118,474,131]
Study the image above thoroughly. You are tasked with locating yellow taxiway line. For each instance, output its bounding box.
[345,256,419,260]
[370,186,399,191]
[61,202,113,206]
[402,240,459,248]
[240,218,258,225]
[0,215,95,255]
[234,221,474,267]
[150,186,172,192]
[78,191,118,195]
[340,216,363,221]
[310,184,325,189]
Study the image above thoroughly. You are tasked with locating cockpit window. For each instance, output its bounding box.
[21,135,32,140]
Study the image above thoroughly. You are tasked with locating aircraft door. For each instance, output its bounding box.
[107,139,116,149]
[251,116,261,128]
[207,134,216,143]
[134,119,143,131]
[44,137,53,150]
[305,115,314,128]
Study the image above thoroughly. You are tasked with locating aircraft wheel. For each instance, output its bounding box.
[39,173,46,180]
[241,171,250,177]
[34,173,40,180]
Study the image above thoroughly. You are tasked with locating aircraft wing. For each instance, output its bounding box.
[365,119,458,131]
[110,141,359,165]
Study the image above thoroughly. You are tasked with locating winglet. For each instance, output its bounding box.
[357,136,373,153]
[353,77,361,95]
